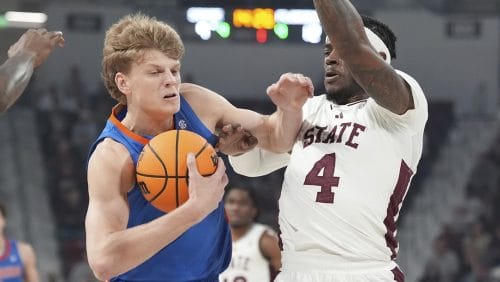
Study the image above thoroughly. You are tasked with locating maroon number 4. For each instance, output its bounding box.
[303,153,340,203]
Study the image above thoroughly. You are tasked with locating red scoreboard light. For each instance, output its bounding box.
[256,28,267,43]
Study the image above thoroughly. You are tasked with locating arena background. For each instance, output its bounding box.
[0,0,499,281]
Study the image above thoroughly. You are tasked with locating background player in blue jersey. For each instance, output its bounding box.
[85,13,313,282]
[0,202,39,282]
[0,28,64,113]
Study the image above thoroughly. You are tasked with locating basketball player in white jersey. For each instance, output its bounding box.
[228,1,428,281]
[220,186,281,282]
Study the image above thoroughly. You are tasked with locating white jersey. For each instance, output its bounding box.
[219,223,273,282]
[279,70,427,272]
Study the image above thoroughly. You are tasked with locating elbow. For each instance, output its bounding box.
[88,255,118,281]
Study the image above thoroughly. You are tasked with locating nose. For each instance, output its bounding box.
[164,71,178,86]
[326,49,339,65]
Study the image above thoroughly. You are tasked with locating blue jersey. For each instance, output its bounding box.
[88,96,231,282]
[0,239,24,282]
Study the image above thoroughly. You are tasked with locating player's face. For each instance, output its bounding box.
[224,189,257,228]
[323,37,364,104]
[121,49,181,117]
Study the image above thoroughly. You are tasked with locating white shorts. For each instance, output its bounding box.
[277,251,405,282]
[275,267,404,282]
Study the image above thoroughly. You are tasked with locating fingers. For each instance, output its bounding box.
[212,157,227,179]
[221,123,243,134]
[49,31,63,38]
[48,31,65,47]
[186,153,201,178]
[241,135,258,150]
[217,123,243,146]
[266,83,278,97]
[304,76,314,97]
[275,72,314,96]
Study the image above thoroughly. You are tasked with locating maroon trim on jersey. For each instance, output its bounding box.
[0,239,11,260]
[383,160,413,260]
[391,266,405,282]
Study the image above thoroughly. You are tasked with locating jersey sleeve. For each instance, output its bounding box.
[364,70,428,134]
[228,148,290,177]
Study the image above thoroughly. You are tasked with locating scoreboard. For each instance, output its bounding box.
[185,6,323,44]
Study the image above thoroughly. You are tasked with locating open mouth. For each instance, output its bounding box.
[325,71,339,79]
[163,93,177,99]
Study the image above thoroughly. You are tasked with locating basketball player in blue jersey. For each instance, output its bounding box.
[85,13,313,282]
[0,28,64,113]
[229,1,429,281]
[0,202,39,282]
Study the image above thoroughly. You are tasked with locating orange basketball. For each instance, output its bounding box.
[136,129,218,213]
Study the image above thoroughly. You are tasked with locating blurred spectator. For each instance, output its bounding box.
[0,202,39,281]
[420,235,459,282]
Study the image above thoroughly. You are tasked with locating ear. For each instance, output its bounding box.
[115,72,131,95]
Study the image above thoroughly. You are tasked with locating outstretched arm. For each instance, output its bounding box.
[229,148,290,177]
[0,29,64,113]
[181,73,313,154]
[313,0,412,114]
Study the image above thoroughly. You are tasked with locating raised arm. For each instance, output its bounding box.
[313,0,412,114]
[0,29,64,113]
[86,139,227,281]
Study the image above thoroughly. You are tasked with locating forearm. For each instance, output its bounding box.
[263,108,302,153]
[313,0,365,59]
[88,202,200,280]
[229,147,290,177]
[0,51,35,112]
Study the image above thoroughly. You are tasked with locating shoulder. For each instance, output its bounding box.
[181,83,222,101]
[179,82,231,128]
[91,138,130,162]
[16,241,36,263]
[364,70,428,132]
[88,138,134,174]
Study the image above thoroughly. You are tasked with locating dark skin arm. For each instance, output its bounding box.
[259,230,282,277]
[0,29,64,113]
[215,124,258,156]
[313,0,413,114]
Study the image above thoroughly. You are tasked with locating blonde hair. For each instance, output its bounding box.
[102,13,185,104]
